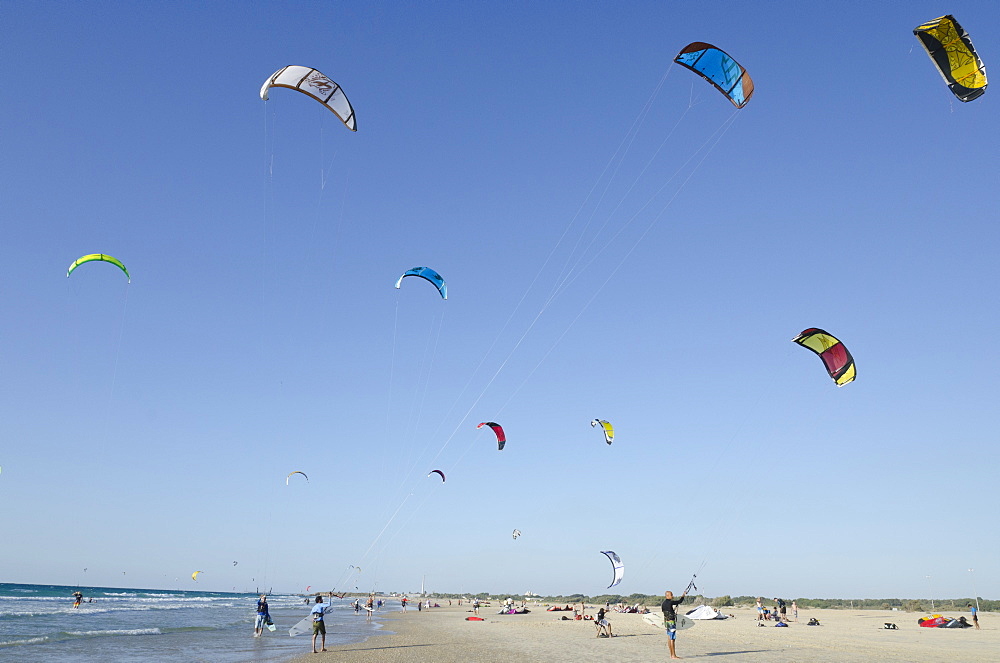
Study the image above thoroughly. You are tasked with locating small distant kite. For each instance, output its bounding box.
[913,15,987,102]
[477,422,506,450]
[233,561,238,566]
[260,66,357,131]
[792,328,856,387]
[428,469,446,482]
[305,585,311,593]
[66,254,130,283]
[192,571,204,582]
[395,267,447,299]
[286,471,309,485]
[512,529,521,540]
[600,550,624,588]
[674,42,754,108]
[591,420,614,445]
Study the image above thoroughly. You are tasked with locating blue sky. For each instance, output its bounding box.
[2,1,997,601]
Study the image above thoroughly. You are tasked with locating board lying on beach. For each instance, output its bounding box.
[642,612,694,630]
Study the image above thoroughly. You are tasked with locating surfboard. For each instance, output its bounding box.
[289,614,314,637]
[642,612,694,630]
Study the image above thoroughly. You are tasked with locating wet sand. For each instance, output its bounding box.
[290,604,994,662]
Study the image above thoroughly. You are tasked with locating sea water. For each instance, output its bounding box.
[0,583,391,662]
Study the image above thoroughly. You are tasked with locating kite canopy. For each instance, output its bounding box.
[512,529,521,540]
[395,267,447,299]
[192,571,204,582]
[591,419,614,445]
[477,422,506,450]
[600,550,624,589]
[286,471,309,485]
[66,254,130,282]
[914,15,987,102]
[792,328,856,387]
[428,469,446,482]
[260,66,357,130]
[674,42,754,108]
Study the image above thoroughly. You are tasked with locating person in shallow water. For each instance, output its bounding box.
[254,594,270,637]
[72,591,83,608]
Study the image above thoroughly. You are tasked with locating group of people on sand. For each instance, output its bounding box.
[756,596,797,625]
[610,602,648,614]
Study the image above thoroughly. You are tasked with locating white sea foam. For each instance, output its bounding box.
[0,636,49,646]
[66,628,162,637]
[0,604,194,617]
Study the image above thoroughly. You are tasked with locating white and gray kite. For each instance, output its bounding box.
[260,66,357,131]
[600,550,624,588]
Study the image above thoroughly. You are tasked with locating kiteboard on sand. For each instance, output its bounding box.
[642,612,694,631]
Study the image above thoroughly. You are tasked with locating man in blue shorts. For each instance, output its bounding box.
[661,588,689,660]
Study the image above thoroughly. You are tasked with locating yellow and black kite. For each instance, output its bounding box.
[914,15,987,102]
[792,328,856,387]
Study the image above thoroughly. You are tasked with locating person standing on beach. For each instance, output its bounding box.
[661,589,689,660]
[254,594,270,637]
[756,597,764,624]
[472,597,480,615]
[310,595,336,653]
[968,603,980,629]
[792,600,798,621]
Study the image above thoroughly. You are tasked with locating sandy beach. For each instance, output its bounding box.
[291,604,995,663]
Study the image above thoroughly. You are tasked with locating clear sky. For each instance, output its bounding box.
[2,1,997,601]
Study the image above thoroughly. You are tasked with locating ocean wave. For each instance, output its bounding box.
[0,636,49,647]
[0,604,192,617]
[65,628,162,637]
